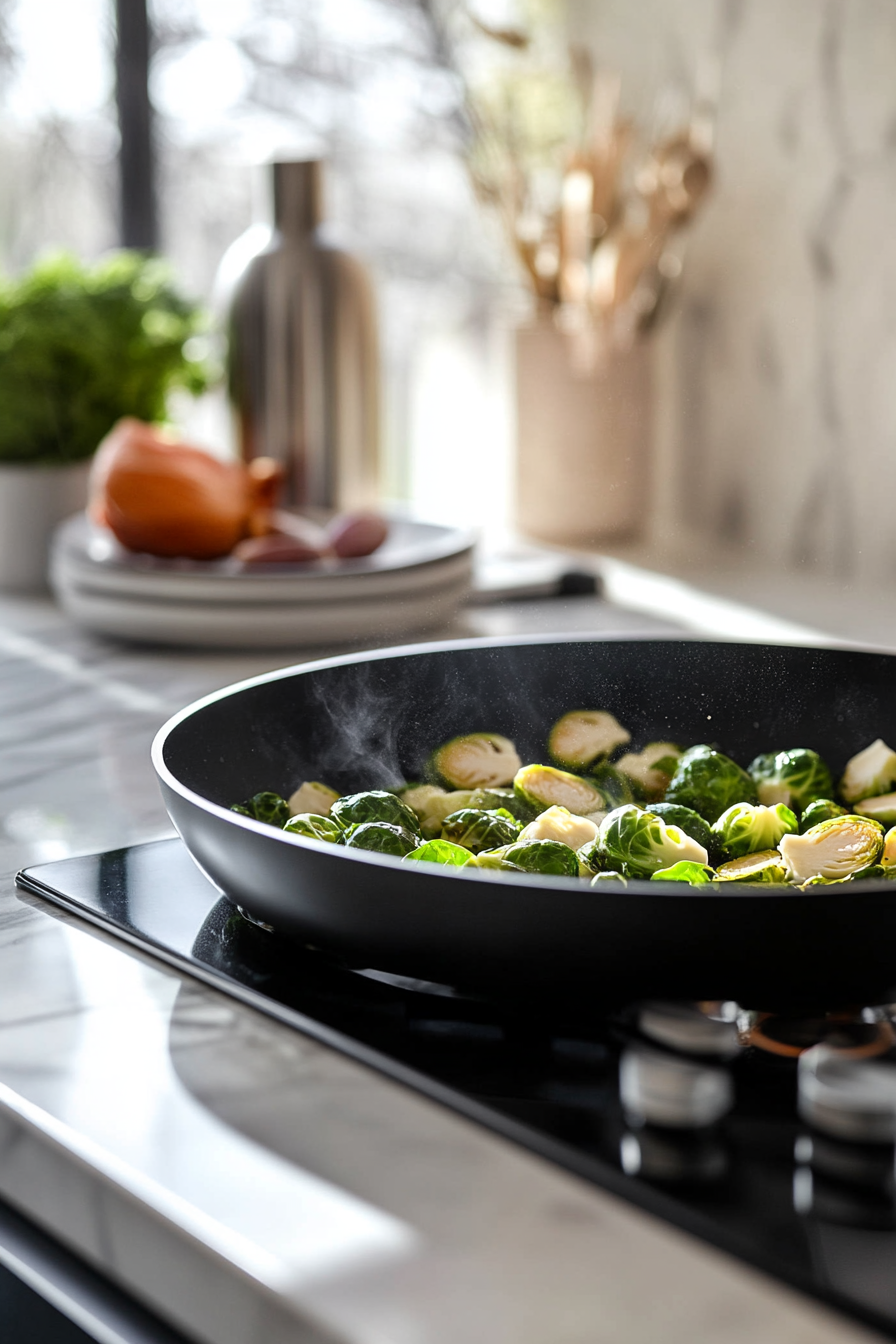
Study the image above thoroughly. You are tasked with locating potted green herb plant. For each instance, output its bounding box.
[0,251,209,590]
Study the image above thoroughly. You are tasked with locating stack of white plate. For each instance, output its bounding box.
[50,514,475,648]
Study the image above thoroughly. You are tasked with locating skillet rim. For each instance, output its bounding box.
[151,632,896,900]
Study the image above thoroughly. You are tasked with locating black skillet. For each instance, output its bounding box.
[152,635,896,1005]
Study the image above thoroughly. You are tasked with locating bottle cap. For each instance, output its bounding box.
[272,160,324,234]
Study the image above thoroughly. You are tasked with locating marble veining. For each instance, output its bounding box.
[569,0,896,585]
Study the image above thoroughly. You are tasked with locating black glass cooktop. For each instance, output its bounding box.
[18,839,896,1340]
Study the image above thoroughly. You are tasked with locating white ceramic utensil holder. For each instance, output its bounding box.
[515,318,651,547]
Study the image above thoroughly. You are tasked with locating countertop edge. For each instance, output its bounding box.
[0,1082,340,1344]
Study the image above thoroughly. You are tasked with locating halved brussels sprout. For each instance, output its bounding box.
[664,745,758,824]
[414,790,475,837]
[855,793,896,824]
[711,802,798,861]
[519,805,599,851]
[547,710,630,770]
[778,815,884,883]
[498,838,580,877]
[467,786,530,819]
[840,739,896,806]
[591,870,627,887]
[801,865,896,886]
[799,798,847,832]
[282,813,343,843]
[589,761,636,808]
[599,804,709,878]
[845,863,891,883]
[648,803,718,863]
[331,789,419,832]
[747,748,833,813]
[429,733,521,790]
[651,861,715,885]
[441,807,522,853]
[404,839,474,866]
[514,763,605,817]
[287,781,340,817]
[714,850,789,884]
[343,821,420,857]
[231,792,290,827]
[472,845,512,870]
[399,783,446,813]
[615,742,682,799]
[884,827,896,868]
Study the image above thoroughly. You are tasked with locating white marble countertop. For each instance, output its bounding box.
[0,581,888,1344]
[590,541,896,654]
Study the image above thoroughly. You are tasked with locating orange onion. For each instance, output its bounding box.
[89,419,281,560]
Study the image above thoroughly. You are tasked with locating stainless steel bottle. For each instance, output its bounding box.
[219,160,379,510]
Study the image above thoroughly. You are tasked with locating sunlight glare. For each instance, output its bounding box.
[4,0,111,123]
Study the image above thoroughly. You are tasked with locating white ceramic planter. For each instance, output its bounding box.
[0,462,91,592]
[515,318,652,547]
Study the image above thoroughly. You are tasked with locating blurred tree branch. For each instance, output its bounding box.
[0,0,18,74]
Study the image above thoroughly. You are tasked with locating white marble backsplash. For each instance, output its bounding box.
[569,0,896,583]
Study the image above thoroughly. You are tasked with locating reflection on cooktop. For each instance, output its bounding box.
[18,838,896,1342]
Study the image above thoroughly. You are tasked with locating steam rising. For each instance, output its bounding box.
[306,659,423,789]
[304,654,516,792]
